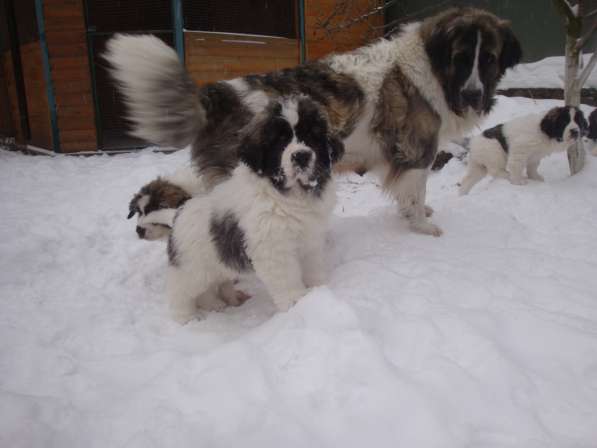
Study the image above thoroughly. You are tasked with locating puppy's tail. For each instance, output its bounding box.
[104,34,205,149]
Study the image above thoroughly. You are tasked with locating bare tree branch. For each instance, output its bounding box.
[553,0,577,23]
[578,51,597,86]
[575,18,597,49]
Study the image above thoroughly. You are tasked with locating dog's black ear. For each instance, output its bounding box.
[499,22,522,72]
[425,27,452,74]
[127,210,136,219]
[328,135,345,164]
[575,108,589,136]
[239,141,264,174]
[540,107,568,142]
[128,193,140,219]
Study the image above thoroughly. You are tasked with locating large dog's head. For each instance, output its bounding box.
[422,7,522,116]
[239,96,344,196]
[540,106,587,144]
[128,178,191,240]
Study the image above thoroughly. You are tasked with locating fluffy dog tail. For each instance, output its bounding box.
[104,34,205,149]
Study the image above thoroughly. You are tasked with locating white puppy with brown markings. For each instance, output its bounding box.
[128,166,205,240]
[166,96,343,323]
[459,106,587,195]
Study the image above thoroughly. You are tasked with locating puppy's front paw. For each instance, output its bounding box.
[410,220,443,237]
[509,176,527,186]
[170,309,196,325]
[273,289,308,312]
[528,173,544,182]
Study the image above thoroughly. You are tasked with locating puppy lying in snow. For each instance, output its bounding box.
[128,166,205,240]
[459,106,587,195]
[166,96,343,322]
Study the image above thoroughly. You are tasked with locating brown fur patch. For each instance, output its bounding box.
[129,178,191,217]
[371,66,441,187]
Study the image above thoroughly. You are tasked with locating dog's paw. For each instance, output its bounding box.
[528,173,544,182]
[424,205,434,217]
[273,289,308,312]
[410,220,443,237]
[509,177,527,186]
[170,309,196,325]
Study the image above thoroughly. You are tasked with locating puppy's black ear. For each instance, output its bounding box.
[499,23,522,71]
[239,142,264,173]
[328,135,345,164]
[575,108,589,136]
[127,194,140,219]
[540,107,568,142]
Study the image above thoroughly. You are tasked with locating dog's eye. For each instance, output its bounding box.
[453,51,471,65]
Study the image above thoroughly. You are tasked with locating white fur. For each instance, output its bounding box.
[459,109,582,195]
[464,31,484,94]
[167,164,335,322]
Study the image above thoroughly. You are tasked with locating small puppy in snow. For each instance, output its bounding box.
[459,106,587,195]
[128,166,204,240]
[166,96,343,322]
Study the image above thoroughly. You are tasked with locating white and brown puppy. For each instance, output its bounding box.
[167,97,343,322]
[459,106,587,195]
[106,7,521,237]
[128,166,205,240]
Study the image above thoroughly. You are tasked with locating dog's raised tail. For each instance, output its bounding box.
[104,34,205,149]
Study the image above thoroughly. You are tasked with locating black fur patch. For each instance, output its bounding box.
[209,211,252,272]
[588,108,597,141]
[540,107,572,142]
[483,124,509,152]
[574,108,588,137]
[167,233,178,266]
[192,82,252,185]
[431,151,454,171]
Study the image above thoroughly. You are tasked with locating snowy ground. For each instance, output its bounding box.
[2,96,597,447]
[499,54,597,89]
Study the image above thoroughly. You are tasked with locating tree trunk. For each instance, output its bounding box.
[564,25,586,174]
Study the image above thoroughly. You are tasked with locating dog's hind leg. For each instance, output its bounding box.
[388,168,443,237]
[166,266,213,323]
[459,162,487,195]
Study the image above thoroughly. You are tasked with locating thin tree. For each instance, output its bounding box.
[553,0,597,174]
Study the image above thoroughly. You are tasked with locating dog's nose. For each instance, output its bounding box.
[570,129,579,139]
[136,226,146,238]
[291,150,312,169]
[462,89,483,108]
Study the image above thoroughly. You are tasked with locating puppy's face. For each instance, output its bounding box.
[128,179,190,240]
[540,106,587,144]
[239,97,344,195]
[424,8,522,116]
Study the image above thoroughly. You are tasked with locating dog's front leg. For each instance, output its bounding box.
[251,242,308,312]
[389,168,443,237]
[506,151,529,185]
[300,232,327,288]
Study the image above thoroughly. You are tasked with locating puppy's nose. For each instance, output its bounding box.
[136,226,146,239]
[570,129,579,139]
[291,150,312,169]
[462,89,483,108]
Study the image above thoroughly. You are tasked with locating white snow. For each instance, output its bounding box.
[2,96,597,447]
[499,54,597,90]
